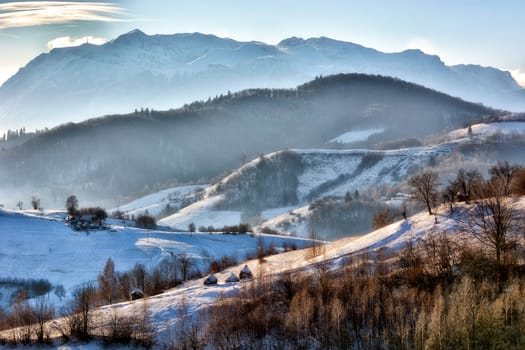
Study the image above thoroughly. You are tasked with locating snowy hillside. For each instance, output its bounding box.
[157,119,525,239]
[0,209,310,297]
[9,199,518,348]
[0,29,523,132]
[107,196,524,346]
[448,120,525,140]
[159,144,451,236]
[109,184,207,218]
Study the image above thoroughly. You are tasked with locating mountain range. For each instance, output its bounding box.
[0,29,523,133]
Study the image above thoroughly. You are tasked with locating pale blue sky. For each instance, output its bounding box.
[0,0,524,86]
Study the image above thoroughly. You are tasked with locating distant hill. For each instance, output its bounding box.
[0,74,498,208]
[159,122,525,240]
[0,29,523,132]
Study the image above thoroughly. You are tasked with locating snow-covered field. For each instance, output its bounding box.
[0,209,310,300]
[6,198,515,348]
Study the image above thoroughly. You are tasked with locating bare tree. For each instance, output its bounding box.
[31,196,40,210]
[98,258,117,304]
[408,170,439,215]
[372,208,395,230]
[305,230,324,259]
[136,214,156,230]
[489,161,521,196]
[462,179,521,266]
[67,284,96,340]
[510,168,525,195]
[132,300,155,348]
[132,263,147,291]
[93,207,107,227]
[442,182,458,214]
[422,232,457,279]
[65,195,79,215]
[34,296,55,344]
[256,234,266,262]
[453,168,483,203]
[177,254,193,281]
[54,284,66,300]
[104,310,134,344]
[6,298,35,345]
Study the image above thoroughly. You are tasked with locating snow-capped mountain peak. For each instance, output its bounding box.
[0,30,524,133]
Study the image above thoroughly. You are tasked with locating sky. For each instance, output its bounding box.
[0,0,524,87]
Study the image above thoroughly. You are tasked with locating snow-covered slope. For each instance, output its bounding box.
[159,195,241,229]
[122,197,522,346]
[1,30,523,132]
[448,120,525,140]
[109,184,207,218]
[157,119,525,239]
[159,144,451,234]
[17,199,521,348]
[329,128,385,144]
[0,209,310,295]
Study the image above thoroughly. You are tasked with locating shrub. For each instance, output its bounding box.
[136,215,156,229]
[372,208,395,230]
[0,277,53,299]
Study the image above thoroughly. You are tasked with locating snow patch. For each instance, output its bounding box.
[160,195,241,230]
[110,185,207,218]
[329,128,384,143]
[449,121,525,140]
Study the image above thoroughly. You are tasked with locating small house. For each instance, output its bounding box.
[129,288,145,300]
[204,274,218,285]
[67,214,96,230]
[67,211,106,231]
[239,265,253,280]
[225,272,240,283]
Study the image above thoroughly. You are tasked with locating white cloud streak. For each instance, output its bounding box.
[47,35,107,49]
[0,1,125,30]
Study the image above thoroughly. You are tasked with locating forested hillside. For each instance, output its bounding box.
[0,74,497,208]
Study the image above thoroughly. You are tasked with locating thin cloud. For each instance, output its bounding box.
[47,35,108,49]
[0,1,126,30]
